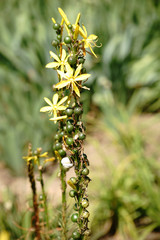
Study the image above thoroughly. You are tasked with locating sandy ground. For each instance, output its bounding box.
[0,114,160,239]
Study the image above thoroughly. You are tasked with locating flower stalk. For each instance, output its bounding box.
[36,148,49,230]
[23,145,55,239]
[60,163,67,240]
[25,144,41,240]
[40,7,99,239]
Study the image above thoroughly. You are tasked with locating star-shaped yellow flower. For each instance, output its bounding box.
[23,152,48,163]
[40,93,68,123]
[54,64,90,97]
[46,49,68,72]
[79,24,98,58]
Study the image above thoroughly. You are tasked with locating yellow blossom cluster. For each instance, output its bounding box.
[40,8,99,123]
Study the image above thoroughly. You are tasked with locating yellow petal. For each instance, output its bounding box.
[75,73,91,81]
[44,157,55,163]
[58,8,70,25]
[66,63,74,76]
[49,115,67,122]
[40,106,52,112]
[87,34,98,41]
[89,45,97,58]
[67,179,77,189]
[54,80,70,89]
[74,64,82,77]
[78,26,86,39]
[57,106,67,110]
[65,24,70,35]
[51,17,56,24]
[60,18,64,25]
[53,109,57,118]
[57,70,68,80]
[45,62,60,68]
[40,152,48,157]
[52,93,58,105]
[61,64,64,72]
[49,51,60,62]
[72,82,80,97]
[44,97,53,106]
[74,24,79,40]
[61,49,66,61]
[82,85,90,91]
[75,13,81,25]
[84,40,89,49]
[60,65,64,72]
[82,24,87,37]
[57,96,68,106]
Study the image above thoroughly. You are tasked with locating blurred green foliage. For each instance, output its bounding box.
[0,0,160,238]
[0,0,160,173]
[89,110,160,239]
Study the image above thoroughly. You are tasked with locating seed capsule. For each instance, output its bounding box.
[66,137,74,146]
[68,55,77,66]
[54,133,60,140]
[82,210,90,219]
[58,149,66,157]
[72,230,81,239]
[78,57,85,64]
[67,124,74,132]
[78,132,86,140]
[64,36,72,44]
[68,24,72,29]
[55,142,62,150]
[69,190,76,198]
[65,108,73,116]
[71,213,78,222]
[82,168,89,176]
[82,198,89,208]
[70,177,77,185]
[51,39,59,47]
[53,23,60,30]
[74,107,82,115]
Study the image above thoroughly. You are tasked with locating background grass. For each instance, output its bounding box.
[0,0,160,239]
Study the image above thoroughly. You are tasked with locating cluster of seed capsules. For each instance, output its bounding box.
[53,104,91,239]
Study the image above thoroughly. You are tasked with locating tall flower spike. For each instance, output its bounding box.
[40,93,68,123]
[55,64,91,97]
[79,24,98,58]
[46,49,69,72]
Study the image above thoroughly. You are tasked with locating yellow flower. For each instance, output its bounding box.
[46,49,68,72]
[79,24,98,58]
[54,64,90,97]
[23,151,55,164]
[40,93,68,123]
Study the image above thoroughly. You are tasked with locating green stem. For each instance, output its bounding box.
[37,157,49,229]
[75,155,84,239]
[60,163,67,240]
[28,160,41,240]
